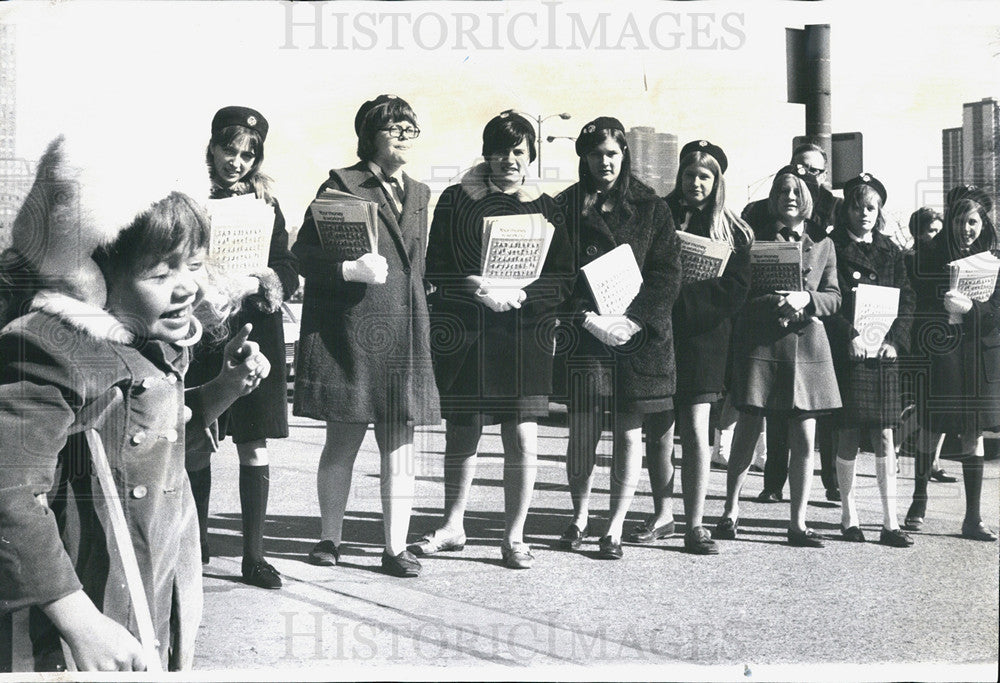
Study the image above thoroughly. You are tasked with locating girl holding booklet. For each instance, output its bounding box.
[292,95,441,577]
[186,106,300,590]
[904,185,999,542]
[715,164,842,548]
[827,173,915,547]
[554,116,682,560]
[631,140,752,555]
[415,112,573,569]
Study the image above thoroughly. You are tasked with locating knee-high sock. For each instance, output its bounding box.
[188,466,211,552]
[240,464,269,562]
[875,455,899,529]
[962,456,985,524]
[836,457,858,528]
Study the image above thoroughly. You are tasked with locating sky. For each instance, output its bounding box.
[2,0,999,235]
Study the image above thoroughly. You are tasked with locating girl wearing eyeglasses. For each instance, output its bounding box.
[291,95,441,577]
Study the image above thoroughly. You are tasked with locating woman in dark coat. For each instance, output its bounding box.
[554,116,683,560]
[412,112,572,569]
[904,185,999,542]
[627,139,752,555]
[826,173,915,547]
[715,165,842,548]
[186,106,300,589]
[292,95,441,577]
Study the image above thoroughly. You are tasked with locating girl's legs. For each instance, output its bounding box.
[500,419,539,547]
[640,410,676,529]
[603,411,644,542]
[786,415,817,534]
[907,426,942,526]
[957,432,996,540]
[426,422,482,541]
[187,466,211,563]
[316,422,368,544]
[238,440,281,586]
[679,403,712,531]
[872,426,902,531]
[566,406,603,531]
[835,427,861,529]
[712,398,738,468]
[373,421,417,556]
[721,411,765,524]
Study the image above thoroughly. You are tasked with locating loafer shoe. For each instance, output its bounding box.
[961,521,998,542]
[756,489,782,503]
[381,550,422,577]
[879,527,914,548]
[904,501,926,531]
[684,527,719,555]
[596,535,623,560]
[930,468,958,483]
[624,519,676,544]
[788,528,827,548]
[242,559,282,589]
[501,541,535,569]
[826,488,841,502]
[841,526,866,543]
[714,517,737,541]
[308,539,341,566]
[408,531,466,557]
[558,523,588,550]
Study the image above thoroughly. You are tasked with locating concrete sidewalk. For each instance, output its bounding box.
[193,411,999,679]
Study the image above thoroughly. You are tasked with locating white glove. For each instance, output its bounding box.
[342,253,388,284]
[583,312,641,347]
[476,286,526,313]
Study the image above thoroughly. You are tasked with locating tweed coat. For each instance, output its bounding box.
[425,166,573,417]
[825,226,915,425]
[552,180,683,409]
[0,292,204,671]
[665,193,752,399]
[909,232,1000,433]
[291,162,440,425]
[729,220,842,412]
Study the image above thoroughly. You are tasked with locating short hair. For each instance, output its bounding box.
[908,206,943,240]
[356,97,417,162]
[791,142,827,164]
[843,183,886,232]
[768,172,814,222]
[206,125,265,186]
[482,113,537,163]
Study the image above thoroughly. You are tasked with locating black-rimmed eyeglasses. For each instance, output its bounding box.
[380,125,421,140]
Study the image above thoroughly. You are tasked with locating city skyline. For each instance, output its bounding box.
[941,97,1000,203]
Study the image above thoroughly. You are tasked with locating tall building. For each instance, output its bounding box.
[1,23,22,243]
[626,126,677,196]
[941,97,1000,202]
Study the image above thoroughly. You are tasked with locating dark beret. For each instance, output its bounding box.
[211,106,268,141]
[575,116,626,156]
[946,184,993,214]
[680,139,728,174]
[843,172,887,206]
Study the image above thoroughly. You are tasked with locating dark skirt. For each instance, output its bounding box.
[223,306,289,444]
[442,395,549,427]
[836,359,901,429]
[673,391,723,408]
[557,360,673,415]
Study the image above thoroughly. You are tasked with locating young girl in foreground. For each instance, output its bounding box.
[0,155,267,671]
[905,185,999,542]
[828,173,915,547]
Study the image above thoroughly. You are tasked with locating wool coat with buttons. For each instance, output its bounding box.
[552,179,683,408]
[0,292,206,671]
[665,192,752,398]
[291,162,440,425]
[909,231,1000,434]
[729,220,843,412]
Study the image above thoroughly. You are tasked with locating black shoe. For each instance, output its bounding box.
[930,468,958,483]
[826,488,841,502]
[714,517,737,540]
[242,559,282,589]
[596,535,623,560]
[841,526,866,543]
[756,489,782,503]
[961,521,998,542]
[624,520,675,544]
[879,527,914,548]
[201,541,211,565]
[904,500,926,531]
[788,528,826,548]
[381,550,421,577]
[558,523,589,550]
[308,539,341,566]
[684,527,719,555]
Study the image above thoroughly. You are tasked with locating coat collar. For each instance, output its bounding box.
[335,162,412,266]
[30,290,134,343]
[459,162,542,203]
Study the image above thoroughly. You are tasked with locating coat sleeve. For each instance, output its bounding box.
[626,200,682,341]
[887,245,916,353]
[521,198,575,319]
[807,241,842,317]
[0,330,85,612]
[673,243,750,339]
[247,200,300,314]
[290,176,352,291]
[425,185,477,301]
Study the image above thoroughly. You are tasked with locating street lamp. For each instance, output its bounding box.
[502,109,572,176]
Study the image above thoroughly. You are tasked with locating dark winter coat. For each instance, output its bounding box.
[729,219,842,412]
[0,292,205,671]
[665,193,752,399]
[909,232,1000,433]
[552,180,683,409]
[292,162,440,425]
[425,166,573,415]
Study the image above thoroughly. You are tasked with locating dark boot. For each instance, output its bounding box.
[187,466,211,564]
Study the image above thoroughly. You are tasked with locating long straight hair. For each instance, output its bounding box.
[205,125,274,203]
[578,128,631,217]
[944,197,996,256]
[671,150,752,249]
